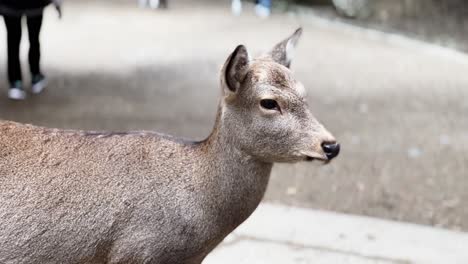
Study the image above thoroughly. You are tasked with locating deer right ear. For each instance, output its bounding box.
[222,45,250,96]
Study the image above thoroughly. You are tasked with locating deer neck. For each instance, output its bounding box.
[197,105,273,233]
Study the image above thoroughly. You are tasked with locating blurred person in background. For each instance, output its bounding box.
[0,0,62,100]
[232,0,272,18]
[139,0,168,9]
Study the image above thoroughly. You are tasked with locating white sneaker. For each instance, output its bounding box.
[8,83,26,100]
[255,4,271,18]
[31,74,47,94]
[148,0,160,9]
[231,0,242,16]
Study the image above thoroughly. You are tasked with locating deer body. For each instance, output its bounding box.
[0,29,339,263]
[0,121,270,263]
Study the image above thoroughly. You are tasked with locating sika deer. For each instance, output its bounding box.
[0,28,339,264]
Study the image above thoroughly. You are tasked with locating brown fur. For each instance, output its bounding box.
[0,28,337,264]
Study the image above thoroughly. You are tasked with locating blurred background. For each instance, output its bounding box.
[0,0,467,235]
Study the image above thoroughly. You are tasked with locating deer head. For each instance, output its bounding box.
[219,28,340,163]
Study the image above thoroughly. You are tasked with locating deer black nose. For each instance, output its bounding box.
[321,142,340,160]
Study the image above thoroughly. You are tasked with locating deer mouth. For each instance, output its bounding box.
[301,151,330,163]
[300,151,329,163]
[304,155,329,163]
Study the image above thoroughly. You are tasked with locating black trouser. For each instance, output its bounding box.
[3,12,43,85]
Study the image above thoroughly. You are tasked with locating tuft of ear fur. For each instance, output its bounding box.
[268,28,303,68]
[222,45,250,95]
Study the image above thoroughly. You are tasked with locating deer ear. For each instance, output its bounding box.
[268,28,303,68]
[222,45,250,95]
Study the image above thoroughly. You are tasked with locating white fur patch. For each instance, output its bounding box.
[286,40,295,64]
[295,82,306,97]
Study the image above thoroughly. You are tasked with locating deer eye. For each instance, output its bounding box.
[260,99,280,111]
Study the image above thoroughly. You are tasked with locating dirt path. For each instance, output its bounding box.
[1,0,467,231]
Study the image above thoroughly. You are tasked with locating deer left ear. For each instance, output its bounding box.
[268,28,303,68]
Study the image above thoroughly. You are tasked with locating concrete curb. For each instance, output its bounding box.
[205,203,468,263]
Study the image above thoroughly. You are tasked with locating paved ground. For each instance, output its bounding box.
[0,0,467,232]
[205,203,468,264]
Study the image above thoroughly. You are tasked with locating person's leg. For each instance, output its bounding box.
[148,0,160,9]
[260,0,271,6]
[148,0,168,9]
[27,13,47,94]
[232,0,242,16]
[255,0,271,18]
[3,15,23,85]
[3,15,26,100]
[27,13,43,77]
